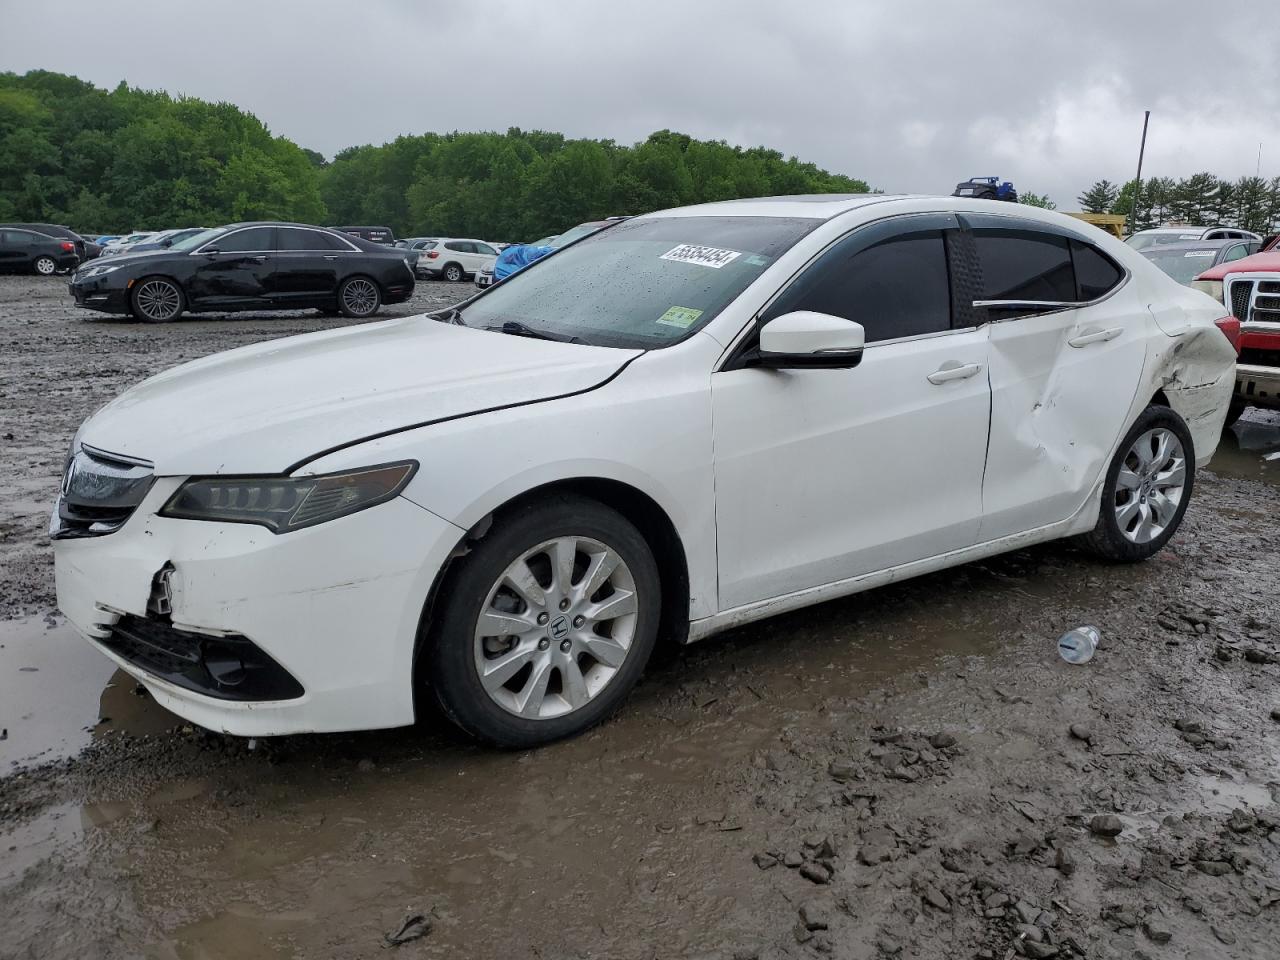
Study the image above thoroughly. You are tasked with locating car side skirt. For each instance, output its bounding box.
[687,503,1097,644]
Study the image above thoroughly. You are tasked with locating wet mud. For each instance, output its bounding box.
[2,274,1280,959]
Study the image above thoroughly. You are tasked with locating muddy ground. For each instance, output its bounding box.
[2,272,1280,959]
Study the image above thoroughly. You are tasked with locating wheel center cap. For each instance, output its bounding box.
[548,615,570,642]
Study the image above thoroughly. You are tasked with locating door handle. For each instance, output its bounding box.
[323,255,339,260]
[250,255,267,262]
[1067,326,1122,348]
[927,361,983,385]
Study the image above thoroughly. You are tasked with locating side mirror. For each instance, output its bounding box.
[753,311,865,369]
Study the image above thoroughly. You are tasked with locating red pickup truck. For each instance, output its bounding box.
[1194,239,1280,423]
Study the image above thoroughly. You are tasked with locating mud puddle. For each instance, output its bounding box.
[1210,410,1280,486]
[0,615,178,770]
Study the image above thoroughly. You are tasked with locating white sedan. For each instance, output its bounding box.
[52,195,1238,747]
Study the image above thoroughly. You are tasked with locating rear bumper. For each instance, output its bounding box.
[1235,363,1280,410]
[54,479,465,736]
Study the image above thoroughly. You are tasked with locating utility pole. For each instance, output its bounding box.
[1258,142,1263,178]
[1129,111,1150,236]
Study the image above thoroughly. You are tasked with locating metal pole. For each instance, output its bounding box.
[1129,111,1150,236]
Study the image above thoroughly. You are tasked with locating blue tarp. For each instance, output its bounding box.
[493,243,555,281]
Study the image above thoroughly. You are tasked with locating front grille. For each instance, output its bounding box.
[1230,280,1253,323]
[103,614,304,702]
[1255,281,1280,324]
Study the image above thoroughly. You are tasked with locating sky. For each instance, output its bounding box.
[3,0,1279,209]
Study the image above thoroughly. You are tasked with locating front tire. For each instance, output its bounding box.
[1079,404,1194,562]
[427,496,661,748]
[338,276,381,318]
[1224,398,1247,428]
[33,256,57,276]
[130,277,185,323]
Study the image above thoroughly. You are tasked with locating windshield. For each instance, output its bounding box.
[1127,231,1203,251]
[1143,248,1219,284]
[549,223,605,248]
[169,227,227,253]
[458,215,820,349]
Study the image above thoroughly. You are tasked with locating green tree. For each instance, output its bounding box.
[1019,192,1056,210]
[1077,179,1118,214]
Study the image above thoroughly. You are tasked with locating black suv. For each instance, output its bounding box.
[0,227,81,275]
[68,222,415,322]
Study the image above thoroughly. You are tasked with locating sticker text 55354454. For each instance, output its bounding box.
[660,244,742,269]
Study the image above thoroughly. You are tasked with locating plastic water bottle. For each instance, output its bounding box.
[1058,626,1101,664]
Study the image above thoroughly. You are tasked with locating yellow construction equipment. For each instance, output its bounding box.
[1064,212,1127,240]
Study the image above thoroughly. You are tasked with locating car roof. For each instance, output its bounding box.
[1140,239,1239,253]
[638,194,895,220]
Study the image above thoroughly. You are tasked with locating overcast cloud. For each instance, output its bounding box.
[4,1,1279,208]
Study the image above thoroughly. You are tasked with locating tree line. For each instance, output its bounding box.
[1075,174,1280,235]
[0,70,870,239]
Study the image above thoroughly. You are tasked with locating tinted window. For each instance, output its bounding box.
[1,230,36,245]
[771,233,952,343]
[444,241,465,252]
[1071,240,1124,299]
[475,242,497,256]
[212,227,274,253]
[975,230,1075,303]
[277,227,344,251]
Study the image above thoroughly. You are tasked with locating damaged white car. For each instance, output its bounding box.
[52,195,1238,747]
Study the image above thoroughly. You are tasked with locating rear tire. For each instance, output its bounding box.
[426,495,661,748]
[33,256,57,276]
[130,277,185,323]
[443,263,463,282]
[1079,405,1195,562]
[337,276,381,318]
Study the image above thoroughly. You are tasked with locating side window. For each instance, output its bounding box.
[213,227,275,253]
[276,228,320,251]
[444,241,464,252]
[1070,240,1124,299]
[475,242,497,256]
[1223,243,1250,263]
[973,230,1075,319]
[769,232,952,343]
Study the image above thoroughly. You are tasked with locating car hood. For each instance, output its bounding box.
[79,317,640,475]
[1196,251,1280,280]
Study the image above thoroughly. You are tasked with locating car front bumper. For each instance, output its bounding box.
[68,276,130,313]
[475,272,494,288]
[53,478,464,736]
[1235,363,1280,411]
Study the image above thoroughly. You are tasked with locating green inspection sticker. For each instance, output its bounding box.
[656,306,703,328]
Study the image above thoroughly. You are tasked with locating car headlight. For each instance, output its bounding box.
[159,462,417,533]
[78,263,122,279]
[1191,279,1224,303]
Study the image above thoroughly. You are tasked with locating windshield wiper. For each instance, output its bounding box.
[485,320,581,343]
[432,307,467,326]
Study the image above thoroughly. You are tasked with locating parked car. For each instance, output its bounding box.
[124,227,209,255]
[419,238,500,282]
[100,232,157,257]
[1126,226,1261,251]
[1,222,87,260]
[394,236,437,250]
[95,235,121,246]
[1140,238,1262,286]
[335,225,396,245]
[52,195,1236,748]
[1192,248,1280,423]
[68,221,415,322]
[0,227,80,275]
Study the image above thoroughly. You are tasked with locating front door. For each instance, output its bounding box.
[711,215,991,610]
[187,226,276,308]
[964,217,1149,539]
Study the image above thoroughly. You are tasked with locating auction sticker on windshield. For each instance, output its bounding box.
[661,244,741,269]
[1183,250,1215,257]
[656,306,704,328]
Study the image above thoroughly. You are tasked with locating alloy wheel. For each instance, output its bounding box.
[135,280,182,321]
[1114,427,1186,544]
[35,257,56,275]
[473,536,639,720]
[342,279,378,316]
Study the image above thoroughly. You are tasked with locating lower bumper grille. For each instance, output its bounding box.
[102,615,304,702]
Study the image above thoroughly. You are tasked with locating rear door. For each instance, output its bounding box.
[965,216,1147,540]
[0,230,27,269]
[187,226,277,307]
[269,227,345,304]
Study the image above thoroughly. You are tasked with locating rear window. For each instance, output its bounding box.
[974,230,1076,302]
[1071,240,1125,299]
[460,216,820,349]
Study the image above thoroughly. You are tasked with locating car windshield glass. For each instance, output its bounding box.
[549,224,604,248]
[169,227,227,252]
[1144,248,1219,284]
[460,215,820,349]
